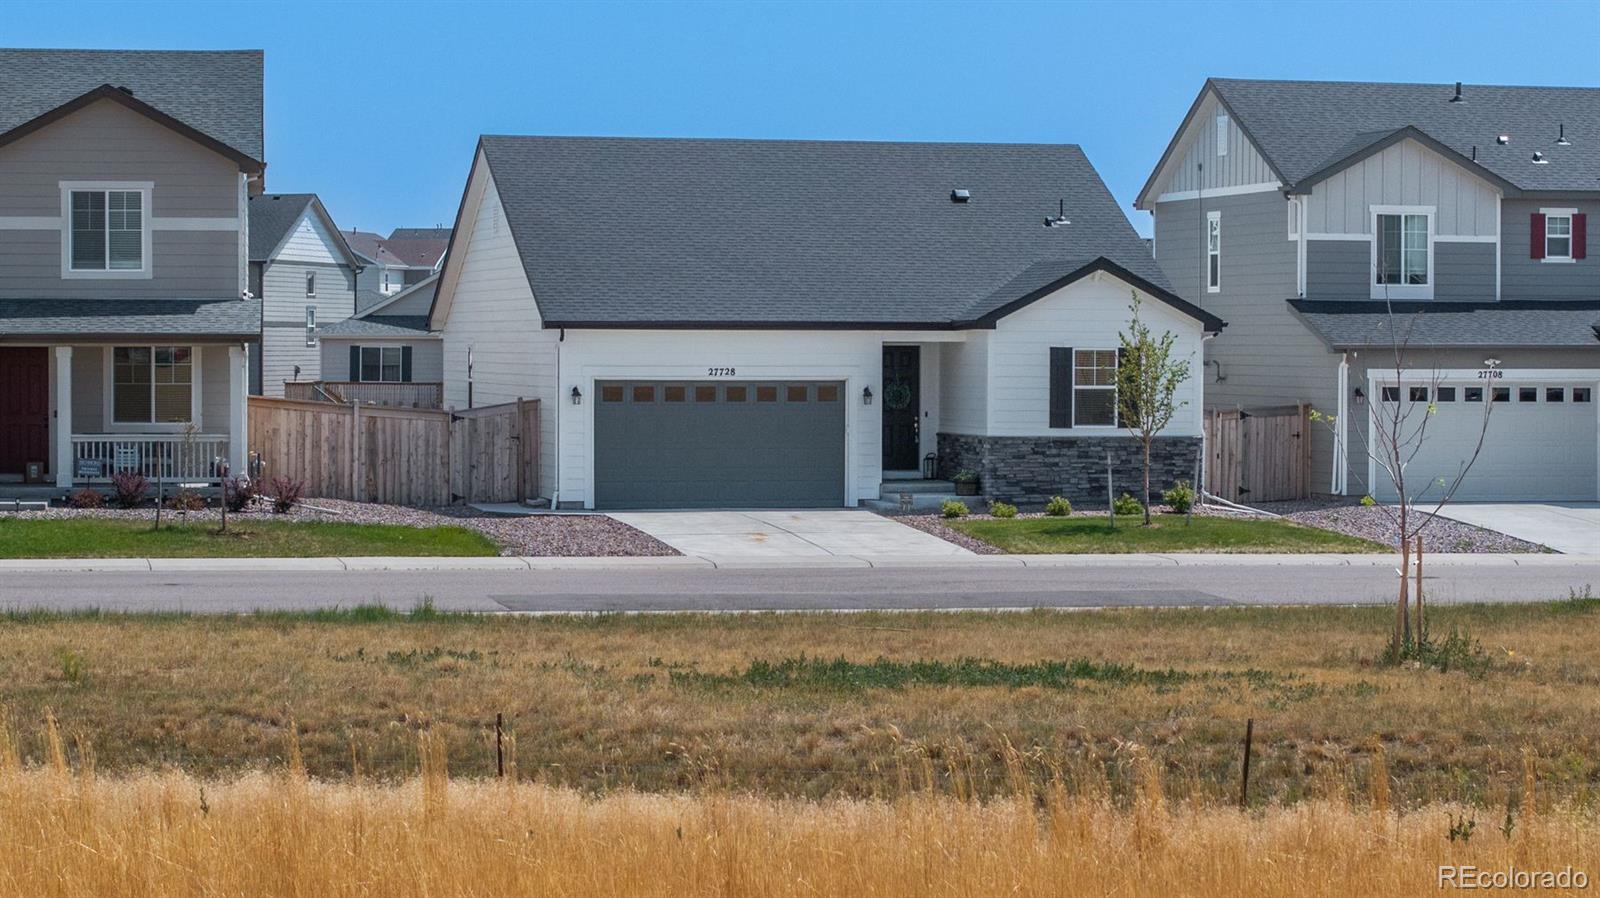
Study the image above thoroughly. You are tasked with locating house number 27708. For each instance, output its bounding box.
[707,367,737,376]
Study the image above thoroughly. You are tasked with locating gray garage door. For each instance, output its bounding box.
[1372,382,1596,502]
[594,381,847,509]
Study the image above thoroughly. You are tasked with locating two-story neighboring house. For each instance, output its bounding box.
[0,49,263,490]
[246,193,364,396]
[345,227,448,313]
[1138,79,1599,502]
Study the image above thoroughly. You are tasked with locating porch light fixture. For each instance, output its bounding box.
[922,453,938,480]
[570,386,582,405]
[1353,387,1365,405]
[862,386,873,406]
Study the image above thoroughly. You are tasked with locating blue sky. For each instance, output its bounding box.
[10,0,1598,237]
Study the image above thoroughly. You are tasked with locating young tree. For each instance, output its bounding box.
[1116,293,1193,526]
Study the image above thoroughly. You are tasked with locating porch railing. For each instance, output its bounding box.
[283,381,444,409]
[70,434,230,484]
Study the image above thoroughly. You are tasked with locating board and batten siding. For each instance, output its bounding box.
[985,276,1205,438]
[1154,189,1346,490]
[1146,91,1278,199]
[1304,138,1499,237]
[438,160,559,498]
[1502,198,1598,300]
[320,338,444,383]
[0,98,241,299]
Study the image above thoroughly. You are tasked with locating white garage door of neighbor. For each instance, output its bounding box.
[1372,382,1597,502]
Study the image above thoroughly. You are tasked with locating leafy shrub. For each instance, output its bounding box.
[940,500,968,519]
[1162,480,1196,514]
[1113,492,1143,516]
[223,475,257,513]
[67,488,105,509]
[1360,494,1377,507]
[109,471,149,509]
[951,469,979,483]
[1044,495,1073,517]
[268,476,305,514]
[56,649,88,687]
[988,501,1018,518]
[167,489,206,512]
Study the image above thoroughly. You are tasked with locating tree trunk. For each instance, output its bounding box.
[1414,534,1425,643]
[1394,506,1409,656]
[1142,439,1153,526]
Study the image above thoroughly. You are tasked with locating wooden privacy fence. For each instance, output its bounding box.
[247,396,538,506]
[1203,404,1312,503]
[283,381,445,409]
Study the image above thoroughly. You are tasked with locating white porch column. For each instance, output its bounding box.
[228,344,248,477]
[53,346,73,488]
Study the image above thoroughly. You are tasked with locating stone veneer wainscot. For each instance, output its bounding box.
[936,433,1202,507]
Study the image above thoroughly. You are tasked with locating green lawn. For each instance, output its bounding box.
[949,513,1387,554]
[0,518,498,558]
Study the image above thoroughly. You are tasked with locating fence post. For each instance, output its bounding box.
[1239,718,1254,810]
[495,712,505,778]
[514,396,525,503]
[351,401,364,503]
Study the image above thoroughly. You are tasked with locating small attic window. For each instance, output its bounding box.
[950,189,971,203]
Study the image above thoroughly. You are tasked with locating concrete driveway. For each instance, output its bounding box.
[607,509,971,561]
[1431,503,1600,555]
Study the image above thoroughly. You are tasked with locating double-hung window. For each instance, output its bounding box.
[1545,212,1573,260]
[1205,211,1221,293]
[1372,207,1432,299]
[358,346,406,383]
[305,306,317,347]
[113,346,192,424]
[69,187,146,273]
[1073,349,1118,427]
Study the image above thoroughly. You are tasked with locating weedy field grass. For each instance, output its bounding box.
[1,601,1598,806]
[0,724,1593,898]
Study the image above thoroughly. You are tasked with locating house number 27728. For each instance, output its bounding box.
[707,367,737,376]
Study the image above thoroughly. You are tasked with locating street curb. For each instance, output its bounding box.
[0,552,1596,573]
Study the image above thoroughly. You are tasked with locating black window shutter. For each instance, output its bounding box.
[1049,347,1073,428]
[400,346,413,382]
[349,346,361,381]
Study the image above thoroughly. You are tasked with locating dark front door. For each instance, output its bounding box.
[0,348,49,475]
[881,345,921,471]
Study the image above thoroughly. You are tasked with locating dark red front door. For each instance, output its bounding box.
[0,348,49,475]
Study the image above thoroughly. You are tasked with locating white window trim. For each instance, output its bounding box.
[60,181,154,280]
[1286,197,1301,240]
[305,306,318,347]
[1541,207,1577,263]
[1072,348,1119,429]
[306,270,317,297]
[1205,210,1221,293]
[357,345,407,383]
[1369,205,1435,300]
[100,345,202,432]
[1215,113,1229,157]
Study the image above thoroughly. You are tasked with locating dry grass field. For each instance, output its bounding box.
[2,600,1598,808]
[0,726,1594,898]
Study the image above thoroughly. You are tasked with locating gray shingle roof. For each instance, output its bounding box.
[0,299,260,340]
[1209,79,1600,193]
[319,315,433,338]
[1288,299,1600,349]
[478,136,1171,327]
[389,228,452,241]
[960,257,1224,331]
[247,193,314,261]
[0,49,264,163]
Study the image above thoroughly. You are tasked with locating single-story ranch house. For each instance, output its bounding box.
[428,136,1224,509]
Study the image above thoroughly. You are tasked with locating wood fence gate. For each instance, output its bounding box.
[1203,404,1312,503]
[248,396,539,506]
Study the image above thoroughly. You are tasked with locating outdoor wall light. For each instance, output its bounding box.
[1353,387,1366,405]
[862,386,873,406]
[570,386,582,405]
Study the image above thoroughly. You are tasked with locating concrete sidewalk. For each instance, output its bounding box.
[0,552,1596,573]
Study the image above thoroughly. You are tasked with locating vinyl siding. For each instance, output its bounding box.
[320,338,444,383]
[0,98,241,300]
[258,259,357,397]
[63,343,240,437]
[1154,190,1346,491]
[1502,199,1598,300]
[438,162,558,498]
[1147,91,1277,197]
[1306,240,1372,301]
[274,212,344,265]
[937,332,988,434]
[1305,138,1499,237]
[1435,242,1496,301]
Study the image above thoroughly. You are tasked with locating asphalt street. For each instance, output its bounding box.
[1,559,1595,613]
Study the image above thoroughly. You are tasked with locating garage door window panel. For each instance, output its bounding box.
[1518,387,1538,403]
[1492,387,1510,403]
[1575,388,1593,403]
[1436,387,1456,402]
[1464,387,1483,402]
[1546,388,1564,403]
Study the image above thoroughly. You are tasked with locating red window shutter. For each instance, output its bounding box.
[1530,213,1546,259]
[1574,213,1587,260]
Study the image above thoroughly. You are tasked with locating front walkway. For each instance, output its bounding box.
[1429,503,1600,555]
[606,509,973,562]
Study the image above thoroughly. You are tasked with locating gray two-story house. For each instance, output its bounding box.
[1139,79,1599,502]
[0,49,263,489]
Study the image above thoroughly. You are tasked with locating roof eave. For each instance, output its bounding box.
[1136,79,1291,210]
[1285,125,1521,196]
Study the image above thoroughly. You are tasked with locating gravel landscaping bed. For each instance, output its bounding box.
[1263,501,1546,554]
[1,499,678,558]
[889,514,1003,554]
